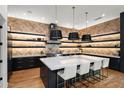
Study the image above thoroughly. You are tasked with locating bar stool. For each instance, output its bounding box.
[101,58,110,78]
[90,61,102,82]
[77,60,91,87]
[57,63,77,88]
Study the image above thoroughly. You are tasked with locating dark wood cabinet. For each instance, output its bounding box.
[8,60,13,80]
[11,56,44,71]
[109,58,120,71]
[120,12,124,72]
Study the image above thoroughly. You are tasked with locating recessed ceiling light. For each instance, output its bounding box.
[102,14,105,17]
[55,20,58,24]
[23,13,26,15]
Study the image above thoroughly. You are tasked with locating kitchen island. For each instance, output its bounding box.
[40,55,107,88]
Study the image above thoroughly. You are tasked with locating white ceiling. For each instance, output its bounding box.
[8,5,124,30]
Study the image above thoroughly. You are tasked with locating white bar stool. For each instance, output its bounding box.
[101,58,110,78]
[57,63,77,88]
[90,61,102,82]
[77,61,91,87]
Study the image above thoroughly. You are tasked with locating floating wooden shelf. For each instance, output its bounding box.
[8,31,46,37]
[92,32,120,37]
[12,55,47,58]
[61,41,81,43]
[8,39,46,42]
[8,46,46,48]
[81,47,120,48]
[59,46,78,48]
[60,46,120,48]
[61,32,120,39]
[81,39,120,43]
[82,53,120,58]
[46,42,61,44]
[61,39,120,44]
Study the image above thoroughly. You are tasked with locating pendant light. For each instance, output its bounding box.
[68,6,79,40]
[49,5,62,40]
[81,12,92,41]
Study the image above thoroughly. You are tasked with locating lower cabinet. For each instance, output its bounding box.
[8,60,13,80]
[11,57,42,71]
[109,58,120,71]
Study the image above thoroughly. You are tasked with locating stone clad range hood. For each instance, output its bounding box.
[46,23,62,57]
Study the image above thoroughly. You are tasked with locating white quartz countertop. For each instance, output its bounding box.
[40,55,105,71]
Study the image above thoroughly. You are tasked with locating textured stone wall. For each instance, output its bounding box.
[8,17,120,57]
[79,18,120,36]
[8,17,78,57]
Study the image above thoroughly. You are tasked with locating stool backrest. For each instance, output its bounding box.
[92,61,102,71]
[63,63,77,80]
[102,58,110,68]
[78,61,90,75]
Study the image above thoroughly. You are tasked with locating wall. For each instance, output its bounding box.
[0,5,8,88]
[79,18,120,36]
[8,17,77,37]
[8,17,120,57]
[79,18,120,56]
[8,17,79,57]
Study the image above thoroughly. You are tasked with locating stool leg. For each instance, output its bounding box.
[70,78,77,88]
[100,67,109,79]
[90,70,101,82]
[64,80,67,88]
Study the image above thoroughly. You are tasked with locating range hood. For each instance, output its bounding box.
[45,23,62,57]
[46,40,61,44]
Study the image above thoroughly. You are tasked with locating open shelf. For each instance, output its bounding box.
[81,39,120,43]
[61,39,120,44]
[8,39,46,42]
[12,55,47,58]
[61,41,81,43]
[82,53,120,58]
[92,32,120,37]
[8,31,46,37]
[60,46,120,48]
[81,47,120,48]
[8,46,46,48]
[59,46,78,48]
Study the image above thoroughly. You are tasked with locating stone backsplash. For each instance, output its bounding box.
[8,17,120,57]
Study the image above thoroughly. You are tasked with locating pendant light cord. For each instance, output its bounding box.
[55,5,58,24]
[85,12,88,32]
[72,6,75,32]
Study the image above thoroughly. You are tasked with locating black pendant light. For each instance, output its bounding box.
[68,6,79,40]
[49,6,62,40]
[82,12,92,41]
[68,32,79,40]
